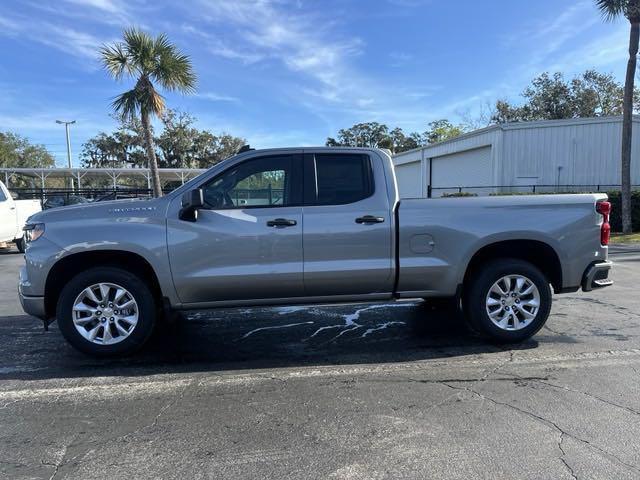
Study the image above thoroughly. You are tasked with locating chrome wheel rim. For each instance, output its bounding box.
[485,275,540,331]
[72,283,139,345]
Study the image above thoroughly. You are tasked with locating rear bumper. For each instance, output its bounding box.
[581,261,613,292]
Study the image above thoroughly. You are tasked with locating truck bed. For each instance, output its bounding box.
[396,194,608,298]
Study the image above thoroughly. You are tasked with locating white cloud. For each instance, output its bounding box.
[388,51,413,67]
[24,0,137,27]
[63,0,123,14]
[36,25,103,60]
[546,28,629,74]
[0,13,105,62]
[386,0,431,6]
[0,15,21,32]
[196,92,240,103]
[0,112,106,133]
[190,1,364,102]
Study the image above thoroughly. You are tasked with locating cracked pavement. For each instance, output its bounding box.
[1,245,639,479]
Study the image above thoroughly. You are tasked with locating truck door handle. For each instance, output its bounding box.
[355,215,385,224]
[267,218,297,227]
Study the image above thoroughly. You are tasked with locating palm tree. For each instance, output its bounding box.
[100,28,196,197]
[596,0,640,233]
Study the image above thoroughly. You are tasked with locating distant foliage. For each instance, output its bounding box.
[157,110,245,169]
[422,120,465,144]
[326,119,466,153]
[441,192,478,197]
[80,116,147,169]
[80,110,245,169]
[607,190,640,232]
[0,132,55,168]
[492,70,640,123]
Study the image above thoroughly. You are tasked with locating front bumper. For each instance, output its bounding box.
[18,291,46,320]
[582,261,613,292]
[18,265,47,320]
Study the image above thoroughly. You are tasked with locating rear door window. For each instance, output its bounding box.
[310,154,373,205]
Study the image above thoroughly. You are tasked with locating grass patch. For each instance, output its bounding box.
[611,232,640,244]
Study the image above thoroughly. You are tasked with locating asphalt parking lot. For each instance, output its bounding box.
[1,246,640,479]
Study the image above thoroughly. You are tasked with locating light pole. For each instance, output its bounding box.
[56,120,76,191]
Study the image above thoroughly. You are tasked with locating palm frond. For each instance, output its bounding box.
[135,78,166,117]
[123,27,155,74]
[153,33,175,57]
[594,0,627,21]
[146,87,166,117]
[100,42,131,80]
[152,50,197,93]
[111,89,140,120]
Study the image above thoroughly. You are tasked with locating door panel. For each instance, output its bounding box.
[302,153,393,297]
[167,153,304,304]
[167,207,303,303]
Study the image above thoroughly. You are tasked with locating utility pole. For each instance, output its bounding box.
[56,120,76,191]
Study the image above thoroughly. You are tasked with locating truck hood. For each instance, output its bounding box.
[27,197,170,224]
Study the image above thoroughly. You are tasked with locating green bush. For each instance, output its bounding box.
[606,191,640,232]
[441,192,478,197]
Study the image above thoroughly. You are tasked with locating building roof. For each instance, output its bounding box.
[393,115,640,162]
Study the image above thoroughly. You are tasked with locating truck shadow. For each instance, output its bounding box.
[0,302,544,381]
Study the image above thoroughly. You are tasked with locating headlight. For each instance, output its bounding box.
[24,223,45,243]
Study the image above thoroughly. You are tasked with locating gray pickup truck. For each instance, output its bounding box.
[19,147,613,356]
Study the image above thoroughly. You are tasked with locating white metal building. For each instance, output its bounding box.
[393,116,640,198]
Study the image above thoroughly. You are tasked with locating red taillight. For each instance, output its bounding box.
[596,201,611,246]
[596,201,611,216]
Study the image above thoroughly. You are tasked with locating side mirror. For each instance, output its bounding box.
[179,189,204,222]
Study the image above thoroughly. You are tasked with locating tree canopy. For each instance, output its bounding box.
[0,132,55,168]
[80,110,245,169]
[492,70,640,123]
[326,119,466,153]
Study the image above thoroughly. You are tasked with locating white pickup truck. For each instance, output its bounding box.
[0,180,41,252]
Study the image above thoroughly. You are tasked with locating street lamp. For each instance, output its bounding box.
[56,120,76,190]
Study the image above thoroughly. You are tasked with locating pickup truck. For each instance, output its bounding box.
[0,180,41,253]
[19,147,613,356]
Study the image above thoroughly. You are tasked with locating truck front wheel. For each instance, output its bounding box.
[56,267,157,356]
[464,259,552,343]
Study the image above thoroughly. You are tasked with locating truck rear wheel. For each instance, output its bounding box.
[56,267,157,356]
[464,259,551,343]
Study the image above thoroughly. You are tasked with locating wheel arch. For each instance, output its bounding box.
[44,250,163,319]
[462,239,563,294]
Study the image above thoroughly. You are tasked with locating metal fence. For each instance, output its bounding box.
[11,186,286,208]
[11,187,158,204]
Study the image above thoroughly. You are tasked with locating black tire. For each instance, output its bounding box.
[56,267,157,356]
[15,236,25,253]
[464,258,552,343]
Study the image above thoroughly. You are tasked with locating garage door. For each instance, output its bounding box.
[431,146,493,197]
[394,161,422,198]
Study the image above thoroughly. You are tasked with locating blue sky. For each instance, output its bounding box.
[0,0,633,166]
